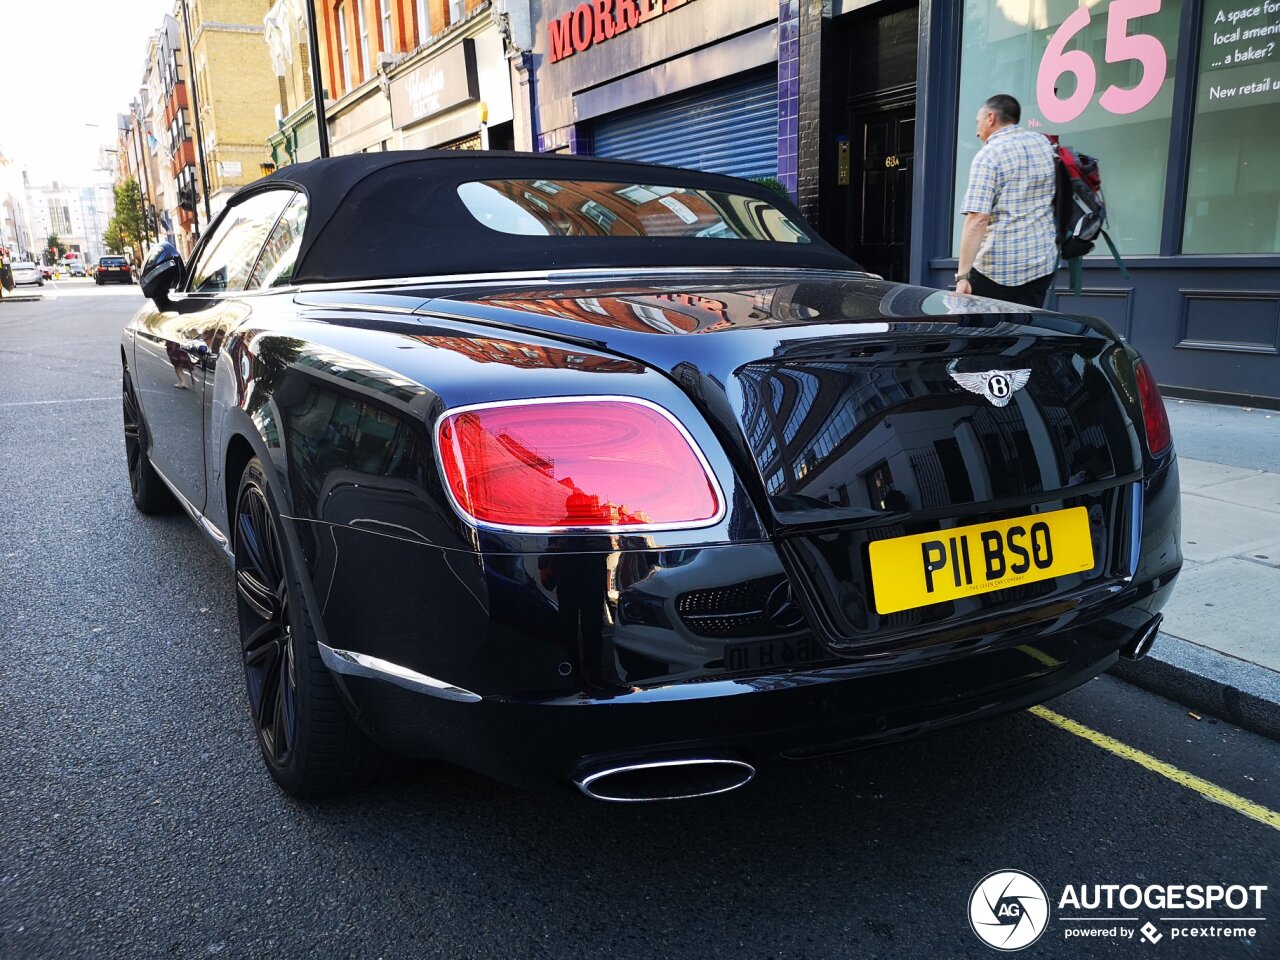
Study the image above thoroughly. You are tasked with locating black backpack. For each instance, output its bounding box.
[1046,135,1129,295]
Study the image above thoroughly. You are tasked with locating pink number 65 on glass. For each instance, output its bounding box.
[1098,0,1168,115]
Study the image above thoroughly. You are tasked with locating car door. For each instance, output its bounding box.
[133,189,293,511]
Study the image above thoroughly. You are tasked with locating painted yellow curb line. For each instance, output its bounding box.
[1030,705,1280,832]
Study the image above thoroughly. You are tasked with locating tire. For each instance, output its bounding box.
[122,370,177,514]
[233,457,388,798]
[96,278,102,286]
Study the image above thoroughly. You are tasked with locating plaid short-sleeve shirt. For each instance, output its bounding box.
[961,125,1058,287]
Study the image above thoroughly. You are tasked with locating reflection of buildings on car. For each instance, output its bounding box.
[737,343,1124,520]
[469,176,813,246]
[479,286,797,334]
[412,334,642,373]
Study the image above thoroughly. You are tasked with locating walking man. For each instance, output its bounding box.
[954,94,1057,308]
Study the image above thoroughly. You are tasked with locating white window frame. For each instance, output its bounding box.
[415,0,431,45]
[449,0,466,25]
[378,0,392,52]
[357,0,371,80]
[338,2,353,88]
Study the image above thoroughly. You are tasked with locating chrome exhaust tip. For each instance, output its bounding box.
[1120,614,1162,661]
[574,756,756,803]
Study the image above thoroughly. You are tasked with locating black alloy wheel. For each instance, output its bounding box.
[122,370,175,513]
[235,470,299,772]
[233,458,386,797]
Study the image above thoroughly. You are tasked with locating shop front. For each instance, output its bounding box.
[529,0,797,189]
[326,6,515,157]
[803,0,1280,405]
[392,22,515,151]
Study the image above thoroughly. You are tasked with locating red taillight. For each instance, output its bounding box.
[1134,359,1172,456]
[435,398,723,531]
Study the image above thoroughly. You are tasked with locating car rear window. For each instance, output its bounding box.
[101,257,126,266]
[457,179,811,244]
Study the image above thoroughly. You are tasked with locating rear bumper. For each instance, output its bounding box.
[326,569,1175,791]
[301,460,1180,792]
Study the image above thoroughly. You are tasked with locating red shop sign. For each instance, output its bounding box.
[548,0,701,64]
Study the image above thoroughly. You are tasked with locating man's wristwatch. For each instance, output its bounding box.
[954,271,971,282]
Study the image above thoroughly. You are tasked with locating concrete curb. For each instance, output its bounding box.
[1110,632,1280,742]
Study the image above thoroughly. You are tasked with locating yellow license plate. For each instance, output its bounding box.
[868,507,1095,615]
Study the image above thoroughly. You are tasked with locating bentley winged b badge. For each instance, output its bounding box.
[947,360,1031,408]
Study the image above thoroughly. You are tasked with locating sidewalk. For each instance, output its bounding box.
[1110,400,1280,739]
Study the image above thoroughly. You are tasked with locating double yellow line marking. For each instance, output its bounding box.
[1030,705,1280,832]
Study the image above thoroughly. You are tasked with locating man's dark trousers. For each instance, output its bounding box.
[970,269,1053,308]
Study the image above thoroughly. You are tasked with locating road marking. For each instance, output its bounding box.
[1030,705,1280,831]
[0,396,116,408]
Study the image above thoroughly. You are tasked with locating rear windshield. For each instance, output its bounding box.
[101,257,126,266]
[457,179,811,244]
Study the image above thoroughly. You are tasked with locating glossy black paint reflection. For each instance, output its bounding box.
[122,267,1181,794]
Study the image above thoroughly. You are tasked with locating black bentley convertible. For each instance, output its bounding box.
[123,152,1180,801]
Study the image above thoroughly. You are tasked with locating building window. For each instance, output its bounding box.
[357,0,371,78]
[449,0,466,26]
[952,0,1181,257]
[52,204,72,235]
[416,0,431,45]
[1181,4,1280,254]
[629,303,679,333]
[378,0,392,53]
[338,1,353,89]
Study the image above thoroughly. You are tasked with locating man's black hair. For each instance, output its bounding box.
[982,94,1021,125]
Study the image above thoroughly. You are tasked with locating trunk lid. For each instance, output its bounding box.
[418,271,1146,649]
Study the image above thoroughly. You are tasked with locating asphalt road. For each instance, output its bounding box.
[2,282,1278,960]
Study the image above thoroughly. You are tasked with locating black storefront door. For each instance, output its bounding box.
[846,105,915,283]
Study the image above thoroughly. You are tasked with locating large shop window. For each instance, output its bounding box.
[1182,1,1280,254]
[953,0,1181,256]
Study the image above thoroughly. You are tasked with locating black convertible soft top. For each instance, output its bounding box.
[224,150,859,284]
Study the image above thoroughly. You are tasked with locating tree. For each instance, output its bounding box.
[110,178,147,262]
[45,233,66,263]
[103,219,124,255]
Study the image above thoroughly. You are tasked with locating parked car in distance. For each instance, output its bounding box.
[67,261,86,277]
[122,151,1182,803]
[40,264,53,280]
[12,261,43,286]
[96,256,133,285]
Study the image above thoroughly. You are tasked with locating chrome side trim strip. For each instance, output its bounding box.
[295,265,874,296]
[317,642,482,703]
[148,455,234,565]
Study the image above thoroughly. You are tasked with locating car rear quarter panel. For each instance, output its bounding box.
[203,301,774,696]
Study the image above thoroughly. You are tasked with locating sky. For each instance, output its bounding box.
[0,0,177,189]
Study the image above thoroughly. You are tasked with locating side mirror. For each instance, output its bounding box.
[140,241,184,306]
